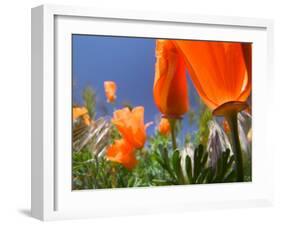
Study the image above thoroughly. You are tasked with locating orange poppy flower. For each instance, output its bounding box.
[73,106,92,125]
[222,119,230,133]
[153,40,189,118]
[106,138,137,170]
[82,114,91,126]
[174,40,251,116]
[73,107,88,121]
[158,118,171,136]
[112,106,147,149]
[104,81,117,103]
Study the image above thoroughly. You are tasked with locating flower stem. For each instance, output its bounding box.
[225,112,244,182]
[111,165,117,188]
[169,118,177,151]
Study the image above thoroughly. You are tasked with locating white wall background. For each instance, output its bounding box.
[0,0,280,225]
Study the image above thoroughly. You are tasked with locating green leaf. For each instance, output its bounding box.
[224,170,236,182]
[185,155,193,183]
[172,150,183,184]
[193,145,204,181]
[152,179,174,186]
[196,168,209,184]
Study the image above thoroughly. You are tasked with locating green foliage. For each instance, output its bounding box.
[195,105,212,146]
[109,125,122,143]
[72,147,133,189]
[187,108,196,126]
[72,130,238,189]
[152,144,236,186]
[207,148,236,183]
[184,133,192,145]
[72,134,171,189]
[243,151,252,182]
[82,86,96,120]
[132,148,168,186]
[187,145,209,184]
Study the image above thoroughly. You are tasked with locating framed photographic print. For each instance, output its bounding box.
[31,4,274,221]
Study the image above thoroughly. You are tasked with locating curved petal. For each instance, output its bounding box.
[106,139,137,170]
[174,40,251,111]
[153,40,189,117]
[238,43,252,101]
[173,40,219,110]
[112,106,147,149]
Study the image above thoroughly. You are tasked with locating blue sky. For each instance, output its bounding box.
[72,35,200,142]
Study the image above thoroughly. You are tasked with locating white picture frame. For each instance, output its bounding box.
[31,4,274,221]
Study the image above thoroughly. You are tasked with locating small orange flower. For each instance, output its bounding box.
[104,81,117,103]
[112,106,147,149]
[153,40,189,118]
[82,114,91,126]
[158,118,171,136]
[174,40,251,115]
[222,120,230,133]
[106,139,137,170]
[73,107,88,121]
[73,106,92,125]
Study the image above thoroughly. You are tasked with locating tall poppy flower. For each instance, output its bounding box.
[174,40,252,182]
[104,81,117,103]
[106,138,137,170]
[174,40,251,116]
[158,118,171,136]
[112,106,148,149]
[153,40,189,118]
